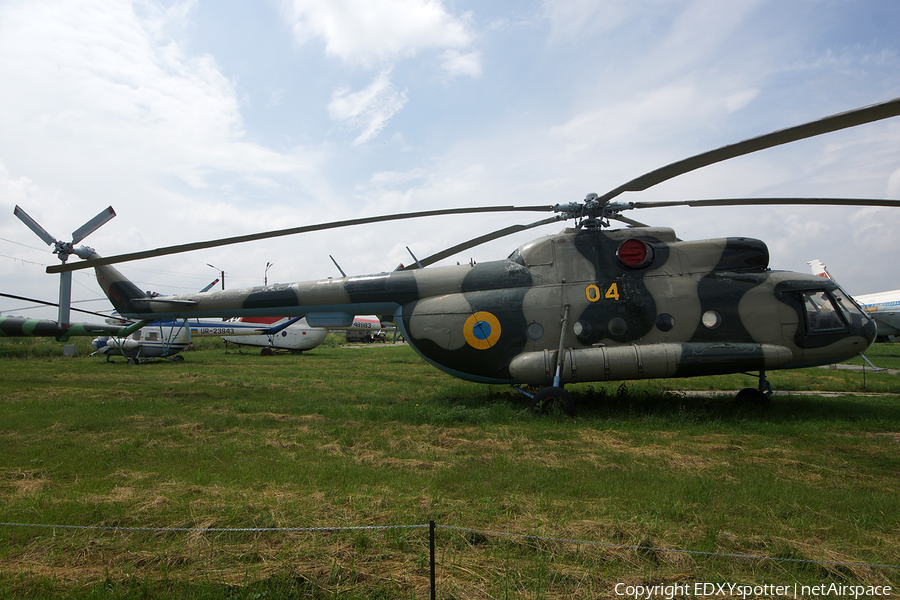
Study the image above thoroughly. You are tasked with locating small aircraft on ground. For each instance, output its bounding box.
[217,316,328,355]
[90,315,329,363]
[36,96,900,413]
[809,259,900,341]
[90,317,192,363]
[219,315,391,354]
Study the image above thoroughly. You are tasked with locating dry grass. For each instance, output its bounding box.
[1,342,899,597]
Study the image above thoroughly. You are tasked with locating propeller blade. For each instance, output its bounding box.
[71,206,116,244]
[630,197,900,209]
[598,96,900,203]
[402,215,563,270]
[13,205,57,246]
[48,205,556,273]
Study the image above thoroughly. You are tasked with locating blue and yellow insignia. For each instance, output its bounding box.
[463,311,501,350]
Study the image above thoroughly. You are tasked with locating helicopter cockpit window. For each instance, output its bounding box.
[829,288,868,329]
[801,290,847,333]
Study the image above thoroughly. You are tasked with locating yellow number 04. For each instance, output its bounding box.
[585,283,619,302]
[605,283,620,301]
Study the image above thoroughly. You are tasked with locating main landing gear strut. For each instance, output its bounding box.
[519,304,577,417]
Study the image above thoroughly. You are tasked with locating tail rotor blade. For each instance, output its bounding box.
[13,205,58,246]
[72,206,116,244]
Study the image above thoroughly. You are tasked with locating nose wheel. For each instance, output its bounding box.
[735,371,772,405]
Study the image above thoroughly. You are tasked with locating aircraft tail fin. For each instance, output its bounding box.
[261,316,303,334]
[807,259,834,281]
[82,249,155,316]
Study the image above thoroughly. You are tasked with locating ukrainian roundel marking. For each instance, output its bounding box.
[464,311,501,350]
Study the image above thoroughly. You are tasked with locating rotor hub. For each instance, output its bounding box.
[53,241,75,262]
[553,193,635,229]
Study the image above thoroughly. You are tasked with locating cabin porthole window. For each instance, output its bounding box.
[608,317,628,336]
[573,320,592,339]
[656,313,674,332]
[526,322,544,341]
[702,310,722,330]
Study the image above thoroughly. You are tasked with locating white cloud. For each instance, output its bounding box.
[0,0,325,196]
[542,0,656,39]
[328,72,409,145]
[281,1,480,143]
[888,166,900,197]
[2,0,899,319]
[440,49,482,78]
[281,0,474,68]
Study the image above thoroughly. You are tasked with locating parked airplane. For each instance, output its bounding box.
[92,316,326,363]
[218,316,329,355]
[91,318,192,363]
[808,259,900,340]
[220,315,383,354]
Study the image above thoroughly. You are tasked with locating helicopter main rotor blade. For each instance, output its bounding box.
[13,205,57,246]
[401,215,564,270]
[0,292,118,321]
[609,214,651,228]
[629,197,900,209]
[48,205,556,274]
[71,206,116,244]
[598,96,900,203]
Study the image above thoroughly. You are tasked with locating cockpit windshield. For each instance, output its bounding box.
[800,288,869,333]
[830,287,869,329]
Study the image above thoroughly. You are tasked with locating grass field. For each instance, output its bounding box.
[1,336,899,598]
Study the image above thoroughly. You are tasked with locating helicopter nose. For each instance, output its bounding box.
[859,313,878,347]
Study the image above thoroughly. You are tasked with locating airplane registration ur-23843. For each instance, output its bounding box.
[90,315,328,364]
[44,97,900,414]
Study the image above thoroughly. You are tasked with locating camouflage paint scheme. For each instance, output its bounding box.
[0,316,149,342]
[91,225,876,387]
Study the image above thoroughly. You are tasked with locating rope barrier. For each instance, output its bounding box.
[437,525,900,571]
[1,520,896,572]
[0,522,425,533]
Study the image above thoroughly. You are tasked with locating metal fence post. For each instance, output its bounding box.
[430,520,436,600]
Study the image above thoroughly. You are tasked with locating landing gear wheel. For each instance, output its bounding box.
[735,387,770,406]
[529,387,576,417]
[261,347,273,356]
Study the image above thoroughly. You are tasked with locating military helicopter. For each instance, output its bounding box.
[42,97,900,413]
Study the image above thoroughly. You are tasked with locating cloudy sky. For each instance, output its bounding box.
[1,0,899,321]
